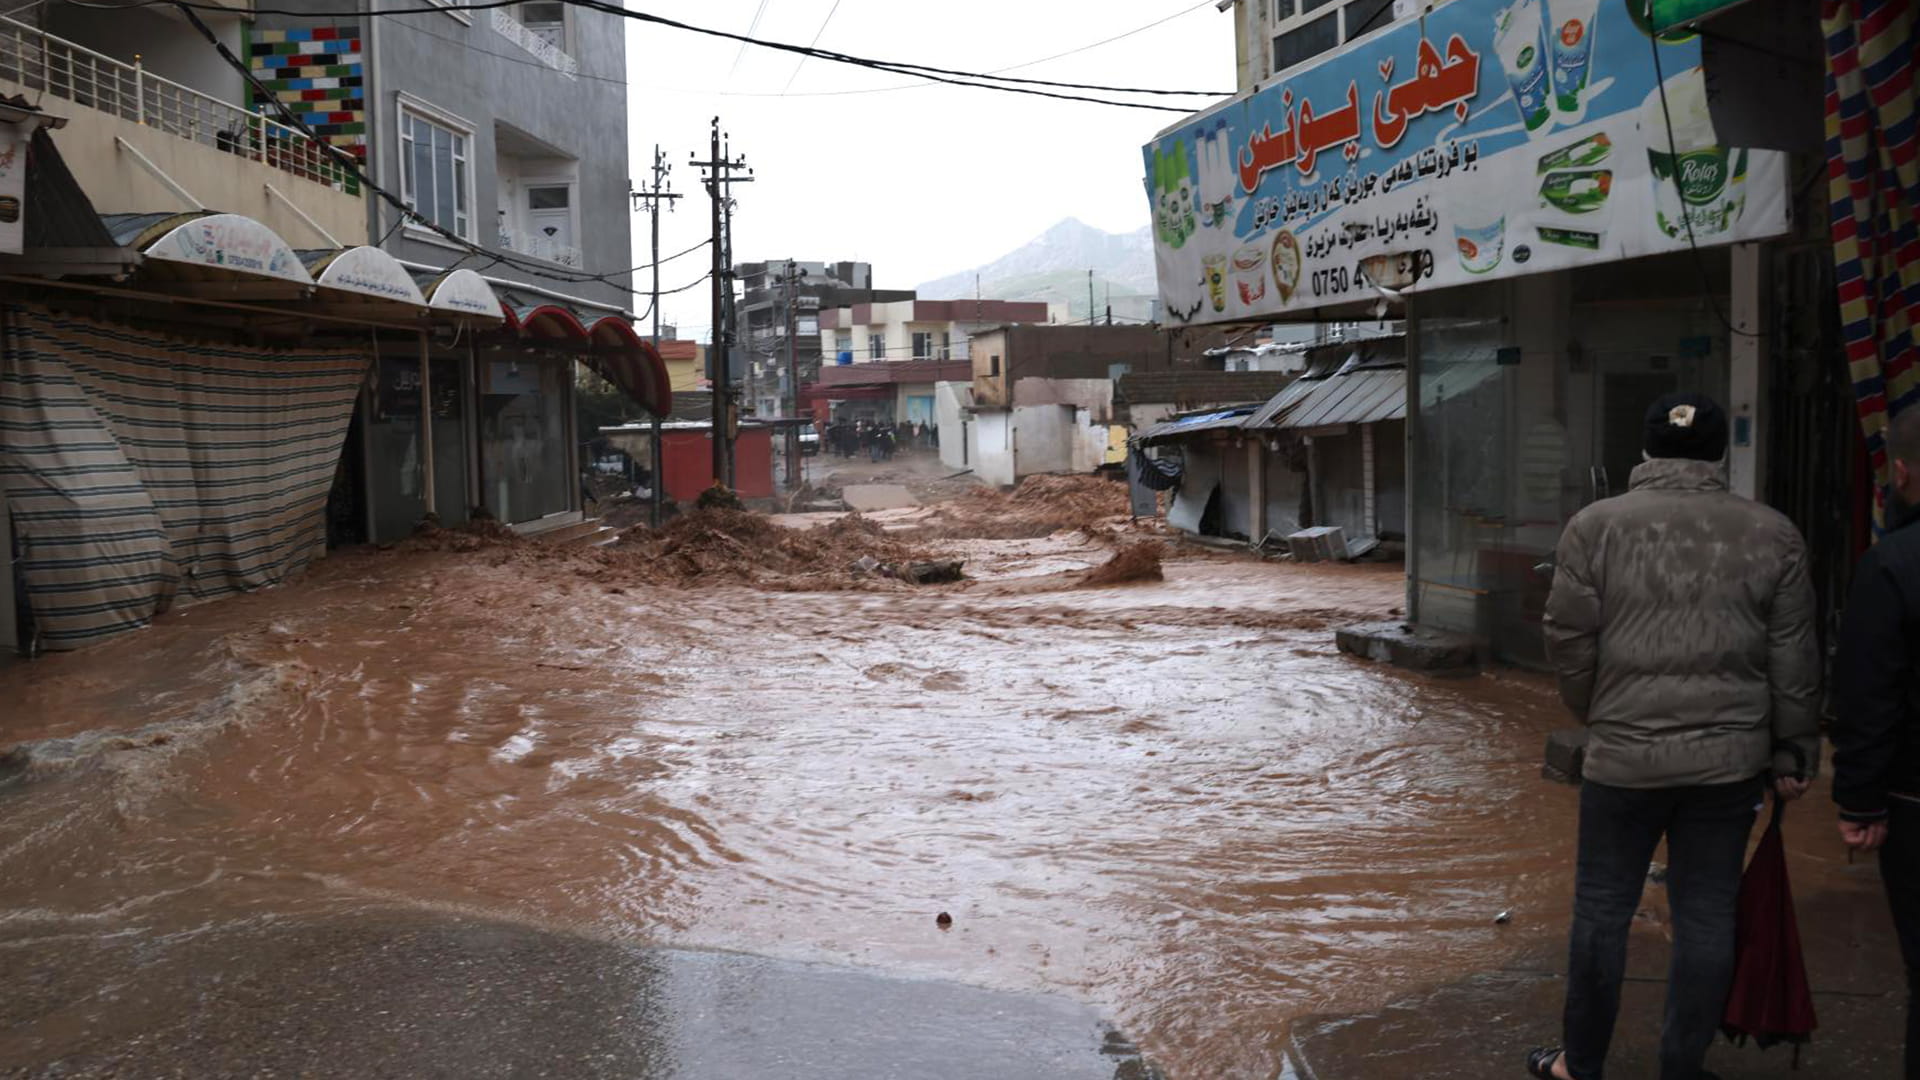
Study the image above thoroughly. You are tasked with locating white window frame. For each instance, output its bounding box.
[517,171,580,266]
[518,1,569,51]
[422,0,473,25]
[911,331,935,362]
[1268,0,1394,76]
[396,93,477,243]
[868,333,885,361]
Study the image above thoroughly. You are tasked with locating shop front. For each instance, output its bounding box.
[1144,0,1804,662]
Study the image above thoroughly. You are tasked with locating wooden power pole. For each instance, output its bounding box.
[691,118,751,491]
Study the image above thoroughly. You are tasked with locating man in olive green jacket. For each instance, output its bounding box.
[1527,393,1818,1080]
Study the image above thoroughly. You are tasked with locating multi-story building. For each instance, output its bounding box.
[244,0,649,541]
[731,260,912,419]
[810,298,1065,427]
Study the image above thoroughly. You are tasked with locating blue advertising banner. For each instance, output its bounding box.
[1144,0,1788,324]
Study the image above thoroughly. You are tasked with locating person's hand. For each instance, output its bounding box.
[1840,819,1890,852]
[1773,776,1812,802]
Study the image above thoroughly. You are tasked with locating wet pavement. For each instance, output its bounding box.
[0,510,1905,1077]
[6,905,1152,1079]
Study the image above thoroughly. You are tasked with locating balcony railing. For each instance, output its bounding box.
[497,225,581,268]
[0,16,357,193]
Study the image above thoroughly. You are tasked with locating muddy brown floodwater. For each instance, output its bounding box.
[0,525,1579,1077]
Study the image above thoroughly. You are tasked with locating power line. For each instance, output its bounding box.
[728,0,771,77]
[162,1,641,290]
[780,0,841,95]
[148,0,1233,106]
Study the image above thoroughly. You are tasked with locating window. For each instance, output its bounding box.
[399,102,472,240]
[518,1,566,47]
[869,334,885,360]
[836,332,852,357]
[940,331,951,360]
[912,331,936,361]
[1273,12,1338,73]
[989,355,1002,377]
[1343,0,1394,42]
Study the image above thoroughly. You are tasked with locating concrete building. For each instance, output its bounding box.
[1157,0,1839,665]
[241,1,656,543]
[731,260,912,420]
[812,298,1064,427]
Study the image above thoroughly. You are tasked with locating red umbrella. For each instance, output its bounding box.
[1721,797,1818,1066]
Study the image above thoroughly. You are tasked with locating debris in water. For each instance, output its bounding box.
[936,912,954,929]
[891,559,965,585]
[1081,542,1166,586]
[1494,910,1513,925]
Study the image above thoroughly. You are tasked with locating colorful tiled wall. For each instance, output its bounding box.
[247,27,366,162]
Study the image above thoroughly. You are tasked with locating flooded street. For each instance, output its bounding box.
[1,506,1583,1077]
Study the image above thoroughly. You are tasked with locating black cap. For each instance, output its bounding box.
[1644,392,1728,462]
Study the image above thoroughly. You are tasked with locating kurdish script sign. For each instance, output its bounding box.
[1143,0,1787,324]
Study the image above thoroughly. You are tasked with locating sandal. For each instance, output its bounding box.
[1525,1047,1566,1079]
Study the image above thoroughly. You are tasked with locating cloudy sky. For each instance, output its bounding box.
[619,0,1235,339]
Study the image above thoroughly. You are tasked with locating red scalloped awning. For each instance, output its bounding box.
[487,299,670,417]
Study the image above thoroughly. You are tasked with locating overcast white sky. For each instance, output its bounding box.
[619,0,1234,339]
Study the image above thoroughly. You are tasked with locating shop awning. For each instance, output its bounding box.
[1250,366,1407,431]
[413,267,506,324]
[492,284,670,417]
[103,211,314,300]
[1134,404,1264,446]
[298,246,426,319]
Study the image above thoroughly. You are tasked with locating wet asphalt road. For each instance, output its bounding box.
[2,907,1158,1079]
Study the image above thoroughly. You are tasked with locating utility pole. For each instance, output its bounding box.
[691,118,751,490]
[781,257,806,490]
[631,144,680,527]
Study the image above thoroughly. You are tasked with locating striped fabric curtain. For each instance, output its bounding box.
[0,304,367,650]
[1825,0,1920,529]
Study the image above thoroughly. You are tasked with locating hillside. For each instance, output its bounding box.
[917,218,1157,323]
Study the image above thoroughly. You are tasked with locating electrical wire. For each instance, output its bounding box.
[142,0,1233,105]
[753,0,1218,102]
[164,1,642,290]
[1644,2,1762,340]
[779,0,840,95]
[728,0,771,78]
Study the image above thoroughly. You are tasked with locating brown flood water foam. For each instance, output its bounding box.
[0,530,1578,1077]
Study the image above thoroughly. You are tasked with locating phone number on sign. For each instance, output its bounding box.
[1308,250,1435,300]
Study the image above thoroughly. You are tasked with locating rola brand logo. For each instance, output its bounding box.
[1678,152,1728,203]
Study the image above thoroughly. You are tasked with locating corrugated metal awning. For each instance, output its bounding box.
[1133,404,1263,445]
[1251,366,1407,431]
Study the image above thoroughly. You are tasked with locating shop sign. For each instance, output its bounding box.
[316,247,427,305]
[1143,0,1787,324]
[144,213,312,284]
[428,268,503,319]
[0,126,24,256]
[1640,0,1749,32]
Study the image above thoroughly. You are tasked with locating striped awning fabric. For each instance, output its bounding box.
[0,303,366,650]
[1824,0,1920,531]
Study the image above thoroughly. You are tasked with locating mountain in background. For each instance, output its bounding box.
[916,218,1159,324]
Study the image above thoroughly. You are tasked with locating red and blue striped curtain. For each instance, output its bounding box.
[1826,0,1920,529]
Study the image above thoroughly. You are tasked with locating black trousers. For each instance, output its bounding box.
[1562,776,1762,1080]
[1886,800,1920,1080]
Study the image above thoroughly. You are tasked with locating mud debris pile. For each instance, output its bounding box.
[600,509,932,588]
[1081,541,1166,586]
[908,474,1135,540]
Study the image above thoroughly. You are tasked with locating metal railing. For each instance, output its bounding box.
[497,225,582,268]
[0,16,358,194]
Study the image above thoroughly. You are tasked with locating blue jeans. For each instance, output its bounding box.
[1562,776,1762,1080]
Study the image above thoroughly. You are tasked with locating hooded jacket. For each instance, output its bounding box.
[1543,458,1821,788]
[1831,512,1920,823]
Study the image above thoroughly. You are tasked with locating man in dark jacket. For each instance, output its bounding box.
[1530,393,1818,1080]
[1832,404,1920,1078]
